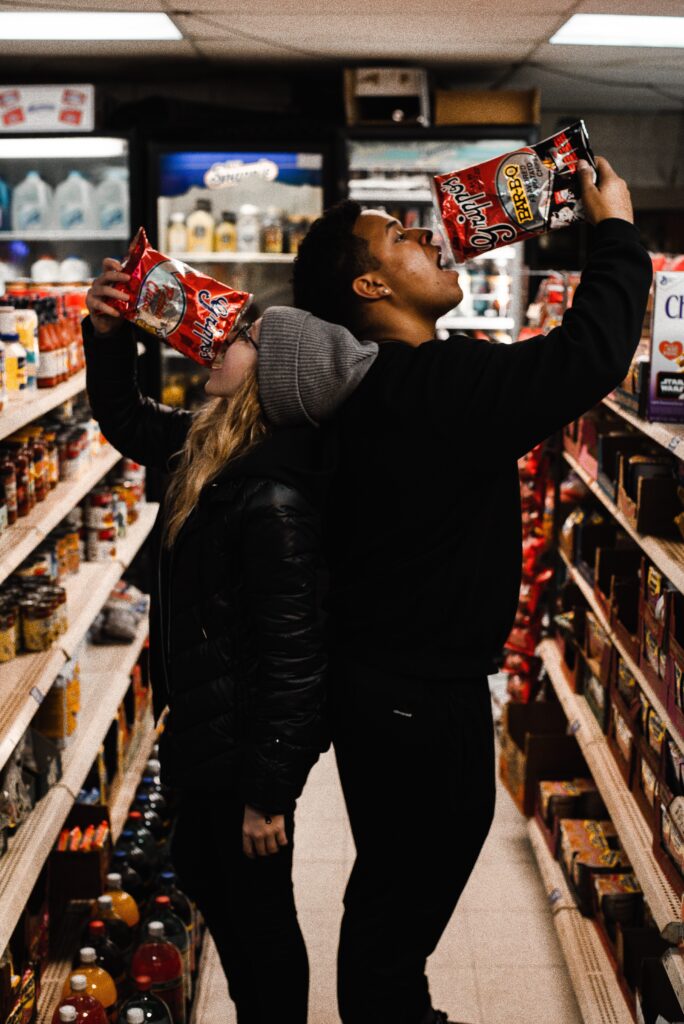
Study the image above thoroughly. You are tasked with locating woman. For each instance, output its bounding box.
[84,257,377,1024]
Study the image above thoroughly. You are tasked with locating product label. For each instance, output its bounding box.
[649,271,684,422]
[37,349,62,381]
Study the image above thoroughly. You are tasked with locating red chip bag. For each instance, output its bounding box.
[111,227,252,366]
[432,120,596,261]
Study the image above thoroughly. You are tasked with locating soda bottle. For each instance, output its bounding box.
[141,896,191,1003]
[139,766,173,828]
[111,850,146,906]
[105,872,141,928]
[117,829,154,887]
[153,873,195,973]
[81,921,126,996]
[132,794,165,844]
[91,895,134,957]
[116,976,172,1024]
[130,923,185,1024]
[63,949,117,1022]
[125,811,159,864]
[52,975,108,1024]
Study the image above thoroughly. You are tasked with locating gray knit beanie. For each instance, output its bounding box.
[257,306,379,427]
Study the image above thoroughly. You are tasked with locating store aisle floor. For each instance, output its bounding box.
[199,733,583,1024]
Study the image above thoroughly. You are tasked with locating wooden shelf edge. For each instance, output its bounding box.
[527,819,633,1024]
[0,371,87,444]
[603,395,684,464]
[539,638,681,930]
[190,934,230,1024]
[108,711,157,843]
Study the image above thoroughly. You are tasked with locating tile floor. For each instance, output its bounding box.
[201,702,583,1024]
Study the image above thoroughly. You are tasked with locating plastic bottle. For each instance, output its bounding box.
[91,894,134,956]
[262,207,284,253]
[58,1008,78,1024]
[185,200,214,253]
[105,872,141,928]
[111,849,146,906]
[52,974,108,1024]
[0,338,6,412]
[81,920,126,996]
[132,794,164,844]
[0,176,10,231]
[11,171,53,231]
[237,204,260,253]
[124,811,159,866]
[116,976,172,1024]
[15,308,39,390]
[63,948,117,1021]
[54,171,95,232]
[0,307,27,393]
[214,212,237,253]
[137,772,171,831]
[94,168,129,233]
[154,873,195,973]
[166,213,187,254]
[130,922,185,1024]
[142,896,191,1003]
[117,829,154,887]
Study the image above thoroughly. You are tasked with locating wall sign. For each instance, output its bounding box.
[0,84,94,133]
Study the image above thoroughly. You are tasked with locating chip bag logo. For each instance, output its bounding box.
[502,163,534,225]
[660,340,683,360]
[192,290,236,362]
[137,261,187,339]
[204,158,279,190]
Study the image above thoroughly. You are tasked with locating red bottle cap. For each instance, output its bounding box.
[128,811,142,821]
[154,895,171,907]
[88,920,106,937]
[135,975,152,991]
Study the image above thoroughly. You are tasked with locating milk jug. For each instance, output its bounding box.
[11,171,53,231]
[54,171,95,231]
[95,168,129,232]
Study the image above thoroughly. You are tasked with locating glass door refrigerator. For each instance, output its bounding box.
[148,144,327,408]
[0,133,133,289]
[341,127,537,343]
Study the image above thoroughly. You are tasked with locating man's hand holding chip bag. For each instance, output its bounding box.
[577,155,634,227]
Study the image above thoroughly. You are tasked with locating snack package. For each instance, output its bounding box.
[432,120,596,261]
[111,227,252,366]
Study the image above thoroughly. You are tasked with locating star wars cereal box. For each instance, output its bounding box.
[649,271,684,422]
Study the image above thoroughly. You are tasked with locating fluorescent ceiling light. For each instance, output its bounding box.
[551,14,684,47]
[0,11,182,41]
[0,138,127,159]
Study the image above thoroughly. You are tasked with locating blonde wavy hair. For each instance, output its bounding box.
[163,368,268,548]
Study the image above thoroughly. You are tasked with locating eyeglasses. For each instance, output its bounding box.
[211,322,258,368]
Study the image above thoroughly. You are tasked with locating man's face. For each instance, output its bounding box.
[352,210,463,322]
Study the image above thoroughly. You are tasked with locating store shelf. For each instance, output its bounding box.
[190,934,229,1024]
[0,503,158,774]
[0,230,128,242]
[168,251,295,264]
[539,637,681,931]
[108,709,156,843]
[0,444,121,587]
[349,189,433,202]
[558,547,672,736]
[563,449,684,596]
[527,818,633,1024]
[0,613,150,955]
[437,315,514,330]
[603,395,684,463]
[0,372,87,442]
[37,904,90,1024]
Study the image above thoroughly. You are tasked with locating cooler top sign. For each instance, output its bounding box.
[0,84,94,133]
[159,150,323,197]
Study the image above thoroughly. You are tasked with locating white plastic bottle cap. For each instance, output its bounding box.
[79,947,97,964]
[106,873,122,889]
[59,1007,78,1022]
[146,759,161,773]
[70,975,87,992]
[148,921,165,938]
[97,894,113,909]
[127,1010,145,1024]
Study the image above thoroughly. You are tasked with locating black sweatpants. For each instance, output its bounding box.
[330,660,497,1024]
[170,790,308,1024]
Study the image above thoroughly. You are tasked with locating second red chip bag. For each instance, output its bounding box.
[111,227,253,367]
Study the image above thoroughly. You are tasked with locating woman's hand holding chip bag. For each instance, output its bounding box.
[86,257,131,336]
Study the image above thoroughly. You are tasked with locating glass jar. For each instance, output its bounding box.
[1,456,17,525]
[0,608,16,663]
[21,597,52,652]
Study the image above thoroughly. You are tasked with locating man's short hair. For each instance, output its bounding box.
[292,200,380,331]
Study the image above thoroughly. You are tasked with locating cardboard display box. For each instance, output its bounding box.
[433,88,539,126]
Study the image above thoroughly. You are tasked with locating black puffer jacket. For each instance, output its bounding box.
[83,317,333,814]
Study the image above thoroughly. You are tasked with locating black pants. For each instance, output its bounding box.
[170,790,308,1024]
[330,661,497,1024]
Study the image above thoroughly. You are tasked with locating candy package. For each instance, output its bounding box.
[432,120,596,261]
[111,227,252,366]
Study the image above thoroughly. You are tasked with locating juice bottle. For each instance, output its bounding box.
[63,949,117,1022]
[81,920,126,996]
[142,896,191,1003]
[110,849,146,906]
[1,308,27,394]
[154,873,195,973]
[185,200,214,253]
[214,212,237,252]
[52,975,108,1024]
[15,308,39,391]
[116,976,172,1024]
[166,213,187,254]
[91,895,134,957]
[130,922,185,1024]
[105,872,141,928]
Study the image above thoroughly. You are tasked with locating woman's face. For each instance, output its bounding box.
[205,321,259,398]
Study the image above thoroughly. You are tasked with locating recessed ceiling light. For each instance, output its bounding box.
[551,13,684,47]
[0,11,182,41]
[0,138,128,159]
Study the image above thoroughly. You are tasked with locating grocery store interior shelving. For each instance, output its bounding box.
[0,230,128,242]
[0,371,86,442]
[603,396,684,463]
[168,250,295,264]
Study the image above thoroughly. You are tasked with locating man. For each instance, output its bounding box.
[263,157,651,1024]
